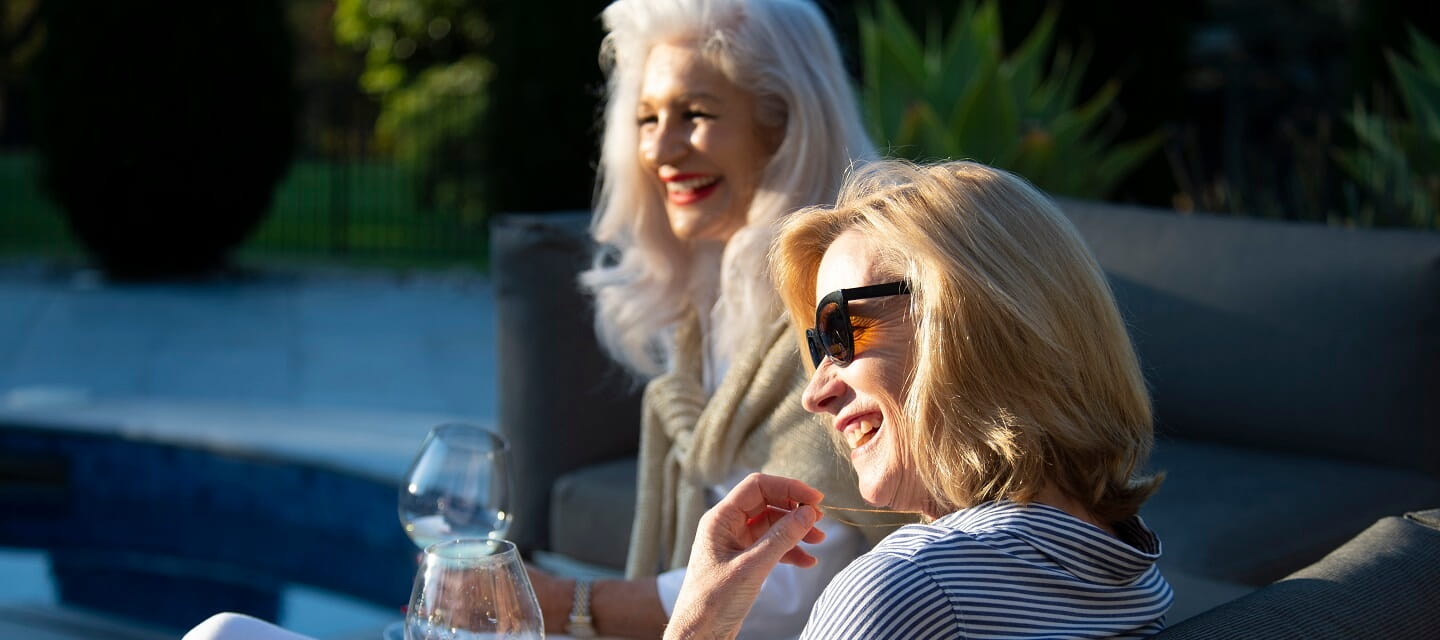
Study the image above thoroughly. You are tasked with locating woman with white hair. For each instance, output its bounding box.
[524,0,895,637]
[183,1,882,638]
[665,160,1173,639]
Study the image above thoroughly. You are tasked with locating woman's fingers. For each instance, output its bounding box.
[744,505,827,544]
[701,474,828,573]
[743,505,786,529]
[779,546,818,568]
[801,518,827,544]
[725,473,824,522]
[747,504,823,568]
[667,476,828,640]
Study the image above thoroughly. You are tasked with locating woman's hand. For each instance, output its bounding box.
[665,473,826,640]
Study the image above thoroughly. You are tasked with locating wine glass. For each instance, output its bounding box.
[385,424,514,639]
[405,539,544,639]
[400,424,514,546]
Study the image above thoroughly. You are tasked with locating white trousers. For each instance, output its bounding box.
[183,613,319,640]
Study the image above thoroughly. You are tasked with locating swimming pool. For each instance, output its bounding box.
[0,417,419,637]
[0,549,394,637]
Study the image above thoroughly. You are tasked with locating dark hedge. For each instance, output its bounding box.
[31,0,297,279]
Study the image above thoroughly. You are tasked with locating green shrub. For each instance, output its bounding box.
[30,0,297,278]
[333,0,491,226]
[859,0,1162,199]
[1336,28,1440,229]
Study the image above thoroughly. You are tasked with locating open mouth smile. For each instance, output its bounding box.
[840,413,882,450]
[664,174,721,204]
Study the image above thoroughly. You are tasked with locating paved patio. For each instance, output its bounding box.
[0,261,497,419]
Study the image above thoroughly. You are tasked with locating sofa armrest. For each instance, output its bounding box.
[1153,508,1440,639]
[491,212,643,554]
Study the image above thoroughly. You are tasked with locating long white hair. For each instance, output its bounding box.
[582,0,875,378]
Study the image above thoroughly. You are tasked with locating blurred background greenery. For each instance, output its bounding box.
[0,0,1436,277]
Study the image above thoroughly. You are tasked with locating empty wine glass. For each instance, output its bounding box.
[385,424,514,639]
[400,424,513,546]
[405,539,544,640]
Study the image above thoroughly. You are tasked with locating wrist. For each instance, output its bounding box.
[539,576,576,633]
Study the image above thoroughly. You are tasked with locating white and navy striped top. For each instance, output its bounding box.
[800,500,1172,639]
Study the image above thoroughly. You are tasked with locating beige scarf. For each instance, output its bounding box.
[626,313,901,578]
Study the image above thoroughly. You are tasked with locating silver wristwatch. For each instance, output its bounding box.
[566,579,597,637]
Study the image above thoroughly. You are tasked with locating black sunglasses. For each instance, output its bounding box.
[805,281,912,367]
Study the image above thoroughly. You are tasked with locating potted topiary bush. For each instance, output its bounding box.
[31,0,297,279]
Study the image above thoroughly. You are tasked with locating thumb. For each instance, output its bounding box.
[752,505,821,564]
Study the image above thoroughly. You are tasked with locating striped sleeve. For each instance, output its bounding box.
[800,551,961,640]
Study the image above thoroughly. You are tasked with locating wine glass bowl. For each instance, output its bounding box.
[399,424,513,548]
[406,539,544,639]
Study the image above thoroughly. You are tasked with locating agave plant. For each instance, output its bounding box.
[859,0,1162,199]
[1335,28,1440,230]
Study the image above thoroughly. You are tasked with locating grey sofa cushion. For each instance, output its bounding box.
[1061,200,1440,477]
[1143,438,1440,584]
[549,456,638,570]
[1153,509,1440,639]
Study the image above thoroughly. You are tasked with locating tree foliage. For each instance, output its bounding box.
[333,0,491,224]
[1336,28,1440,229]
[1,0,42,73]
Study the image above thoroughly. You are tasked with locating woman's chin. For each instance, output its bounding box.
[857,476,929,515]
[856,479,891,509]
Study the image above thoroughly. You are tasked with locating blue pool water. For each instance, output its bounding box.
[0,549,394,638]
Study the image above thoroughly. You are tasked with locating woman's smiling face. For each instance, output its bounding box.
[801,229,928,513]
[635,41,777,244]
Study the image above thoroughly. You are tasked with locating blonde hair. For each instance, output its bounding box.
[581,0,875,377]
[772,160,1161,523]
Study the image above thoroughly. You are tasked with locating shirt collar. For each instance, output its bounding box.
[940,500,1163,585]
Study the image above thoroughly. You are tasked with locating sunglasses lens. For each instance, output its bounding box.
[816,300,852,365]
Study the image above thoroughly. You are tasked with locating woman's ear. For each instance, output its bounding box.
[754,95,787,156]
[761,122,785,156]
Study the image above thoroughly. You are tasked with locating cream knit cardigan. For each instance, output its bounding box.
[625,313,898,578]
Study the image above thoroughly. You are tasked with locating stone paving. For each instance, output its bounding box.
[0,262,496,416]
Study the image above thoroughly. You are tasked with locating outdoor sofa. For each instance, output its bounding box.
[491,201,1440,630]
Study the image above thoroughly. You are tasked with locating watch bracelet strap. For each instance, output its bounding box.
[567,578,597,637]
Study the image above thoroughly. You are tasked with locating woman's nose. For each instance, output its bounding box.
[641,117,687,166]
[801,360,844,415]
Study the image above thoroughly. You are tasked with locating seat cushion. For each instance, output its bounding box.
[549,457,638,571]
[1142,438,1440,585]
[1153,509,1440,639]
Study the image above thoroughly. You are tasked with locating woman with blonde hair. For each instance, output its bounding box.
[665,160,1172,639]
[523,0,896,638]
